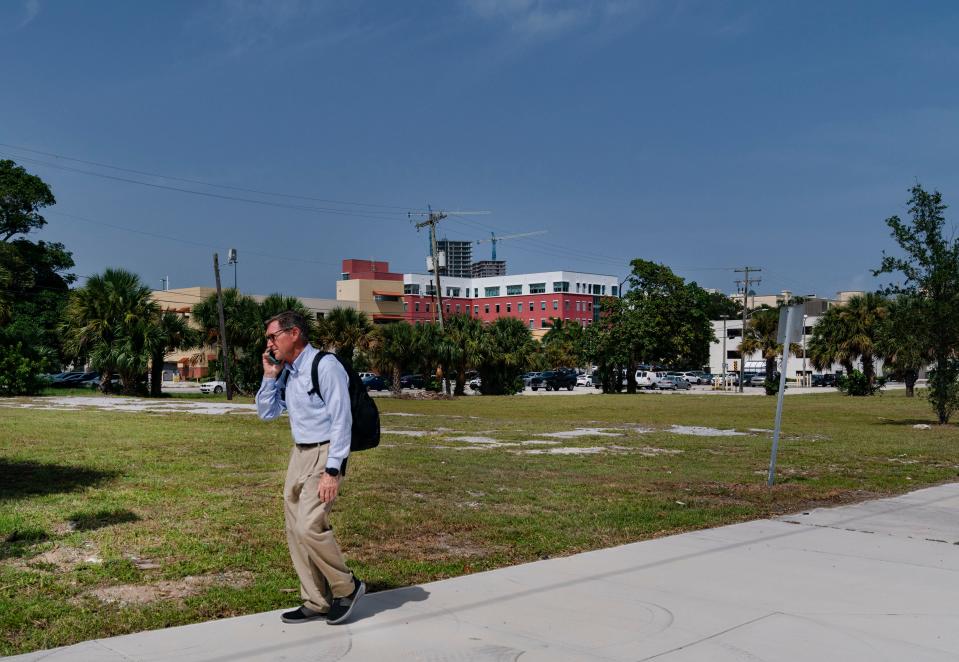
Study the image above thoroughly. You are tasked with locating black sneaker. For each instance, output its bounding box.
[280,606,327,624]
[326,576,365,625]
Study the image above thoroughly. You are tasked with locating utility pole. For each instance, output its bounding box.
[228,248,238,290]
[734,267,762,393]
[213,253,233,401]
[720,314,729,390]
[412,209,450,330]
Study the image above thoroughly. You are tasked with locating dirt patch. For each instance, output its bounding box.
[394,392,455,400]
[17,543,101,571]
[668,425,748,437]
[84,571,254,606]
[541,428,624,438]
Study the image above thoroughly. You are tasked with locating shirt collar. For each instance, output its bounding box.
[288,343,315,376]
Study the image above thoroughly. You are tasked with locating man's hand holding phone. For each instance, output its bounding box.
[262,350,283,379]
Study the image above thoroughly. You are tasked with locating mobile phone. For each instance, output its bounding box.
[266,350,281,365]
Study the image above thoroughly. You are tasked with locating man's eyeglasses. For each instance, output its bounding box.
[265,328,293,343]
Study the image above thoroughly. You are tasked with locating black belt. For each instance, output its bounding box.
[296,441,330,448]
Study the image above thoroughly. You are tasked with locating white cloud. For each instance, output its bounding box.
[463,0,652,38]
[18,0,40,29]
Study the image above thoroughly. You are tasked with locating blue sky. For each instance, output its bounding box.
[2,0,957,300]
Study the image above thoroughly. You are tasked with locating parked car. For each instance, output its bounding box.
[82,375,119,390]
[357,372,375,381]
[662,375,692,390]
[362,375,389,391]
[468,376,482,391]
[656,376,677,390]
[635,370,666,389]
[51,371,98,388]
[697,372,715,384]
[530,369,576,391]
[399,374,425,389]
[747,373,767,387]
[522,372,541,388]
[200,380,227,394]
[812,373,839,387]
[576,373,591,387]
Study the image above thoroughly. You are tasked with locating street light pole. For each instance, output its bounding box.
[720,314,729,390]
[802,313,808,387]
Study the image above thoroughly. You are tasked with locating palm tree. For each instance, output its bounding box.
[315,307,374,364]
[191,289,262,389]
[542,317,586,368]
[410,321,444,387]
[837,293,888,384]
[876,295,931,397]
[147,311,201,397]
[477,317,536,395]
[369,321,415,395]
[62,268,159,394]
[442,315,484,395]
[738,307,795,382]
[808,294,888,385]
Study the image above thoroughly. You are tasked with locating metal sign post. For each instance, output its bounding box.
[768,304,803,486]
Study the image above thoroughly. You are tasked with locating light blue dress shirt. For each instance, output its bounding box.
[256,344,352,471]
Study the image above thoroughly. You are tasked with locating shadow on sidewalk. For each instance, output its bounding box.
[353,585,430,623]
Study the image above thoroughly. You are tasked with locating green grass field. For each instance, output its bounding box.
[2,390,957,655]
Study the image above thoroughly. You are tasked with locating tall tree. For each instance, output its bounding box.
[62,268,159,394]
[443,314,484,395]
[836,293,888,385]
[315,307,374,364]
[738,307,801,393]
[542,317,586,368]
[807,305,856,376]
[0,160,73,394]
[147,311,201,397]
[476,317,535,395]
[876,295,931,398]
[192,289,263,390]
[0,159,55,241]
[875,184,959,422]
[369,322,415,395]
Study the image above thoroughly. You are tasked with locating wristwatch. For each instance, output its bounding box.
[324,467,340,477]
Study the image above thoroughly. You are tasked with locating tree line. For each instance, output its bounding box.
[2,161,958,421]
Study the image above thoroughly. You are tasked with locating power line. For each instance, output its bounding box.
[0,142,421,212]
[0,151,409,223]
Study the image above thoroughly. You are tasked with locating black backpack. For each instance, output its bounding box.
[307,351,380,452]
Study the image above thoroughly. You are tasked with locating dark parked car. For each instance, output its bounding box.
[362,375,389,391]
[399,374,425,389]
[812,373,839,387]
[530,369,577,391]
[51,371,98,388]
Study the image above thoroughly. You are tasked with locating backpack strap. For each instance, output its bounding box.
[307,351,329,401]
[277,366,290,402]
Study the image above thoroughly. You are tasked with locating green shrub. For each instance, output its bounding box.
[0,342,50,396]
[837,370,885,396]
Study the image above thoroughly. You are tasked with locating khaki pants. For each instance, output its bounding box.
[284,444,354,613]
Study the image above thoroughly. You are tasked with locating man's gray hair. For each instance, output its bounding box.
[266,310,310,341]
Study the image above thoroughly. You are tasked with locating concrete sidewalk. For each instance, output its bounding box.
[10,483,959,661]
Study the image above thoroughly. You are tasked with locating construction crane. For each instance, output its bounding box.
[475,230,547,260]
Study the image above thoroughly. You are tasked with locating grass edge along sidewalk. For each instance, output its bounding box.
[1,390,957,655]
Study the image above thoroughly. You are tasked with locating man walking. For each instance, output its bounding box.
[256,310,365,625]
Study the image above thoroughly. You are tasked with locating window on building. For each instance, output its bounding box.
[415,302,420,312]
[552,300,558,310]
[474,305,479,314]
[518,302,523,312]
[588,302,592,310]
[602,285,606,295]
[425,303,430,312]
[485,304,490,314]
[529,300,534,310]
[541,301,546,311]
[529,282,546,294]
[564,300,570,310]
[425,284,436,296]
[404,284,420,295]
[727,329,742,339]
[506,284,522,296]
[541,319,550,328]
[403,302,408,312]
[485,286,500,297]
[529,320,534,329]
[727,350,741,359]
[576,283,581,293]
[446,287,460,297]
[455,304,461,313]
[495,304,500,313]
[506,303,511,312]
[474,288,478,298]
[553,281,569,293]
[445,304,450,313]
[611,285,618,297]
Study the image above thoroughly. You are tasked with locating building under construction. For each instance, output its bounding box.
[435,239,473,278]
[471,260,507,277]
